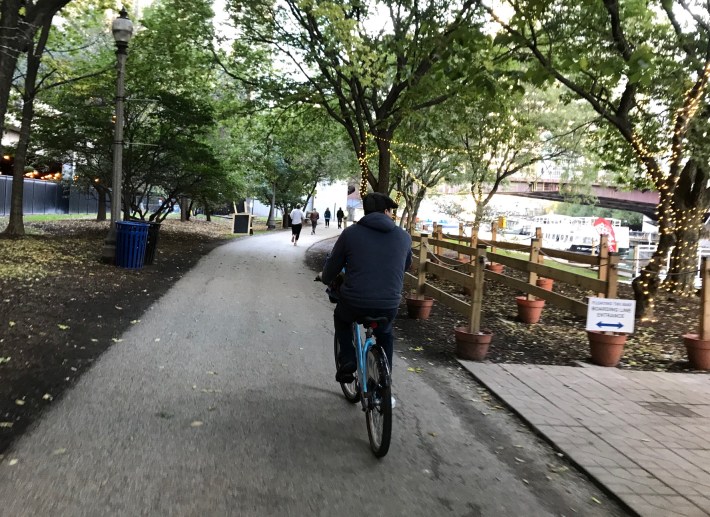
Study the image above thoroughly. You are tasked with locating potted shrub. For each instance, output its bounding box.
[515,296,545,324]
[485,262,504,274]
[454,325,493,361]
[536,277,554,291]
[587,331,628,367]
[682,334,710,370]
[405,293,434,319]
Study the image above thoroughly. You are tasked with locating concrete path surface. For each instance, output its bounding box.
[459,362,710,517]
[0,225,625,516]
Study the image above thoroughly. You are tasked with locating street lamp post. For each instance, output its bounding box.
[102,7,134,263]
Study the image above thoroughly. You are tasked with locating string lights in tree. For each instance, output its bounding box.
[633,61,710,315]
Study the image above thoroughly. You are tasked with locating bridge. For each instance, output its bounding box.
[497,179,660,219]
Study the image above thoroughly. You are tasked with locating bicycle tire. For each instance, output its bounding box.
[334,333,360,403]
[365,345,392,457]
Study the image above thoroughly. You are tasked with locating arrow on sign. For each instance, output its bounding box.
[597,321,623,329]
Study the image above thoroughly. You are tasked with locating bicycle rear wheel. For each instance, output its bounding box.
[365,345,392,457]
[334,333,360,402]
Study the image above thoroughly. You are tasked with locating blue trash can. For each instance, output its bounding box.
[115,221,149,269]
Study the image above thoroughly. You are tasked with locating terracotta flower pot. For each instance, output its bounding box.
[587,330,627,367]
[682,334,710,370]
[485,263,504,274]
[405,295,434,320]
[515,296,545,324]
[536,277,554,291]
[454,327,493,361]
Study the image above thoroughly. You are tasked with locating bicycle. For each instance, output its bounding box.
[318,273,393,457]
[334,316,393,458]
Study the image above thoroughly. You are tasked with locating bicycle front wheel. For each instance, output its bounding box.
[365,345,392,458]
[334,333,360,403]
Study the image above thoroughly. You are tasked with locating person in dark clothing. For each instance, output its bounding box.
[318,193,412,387]
[309,208,319,234]
[324,208,331,227]
[336,207,344,229]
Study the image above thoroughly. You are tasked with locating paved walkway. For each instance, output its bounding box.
[0,227,622,516]
[457,361,710,517]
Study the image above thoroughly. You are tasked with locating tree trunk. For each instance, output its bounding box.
[632,183,677,318]
[664,161,710,294]
[374,131,391,193]
[2,17,52,237]
[632,231,673,318]
[665,214,702,293]
[5,98,33,236]
[0,0,23,157]
[0,0,71,155]
[96,186,108,221]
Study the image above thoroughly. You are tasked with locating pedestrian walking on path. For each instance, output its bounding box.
[336,207,344,229]
[310,208,320,235]
[324,208,331,228]
[290,204,304,245]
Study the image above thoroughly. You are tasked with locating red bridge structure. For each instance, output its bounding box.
[497,178,660,219]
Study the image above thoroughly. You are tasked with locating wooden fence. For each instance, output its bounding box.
[404,226,620,333]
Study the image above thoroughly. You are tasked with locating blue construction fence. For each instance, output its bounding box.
[0,175,106,216]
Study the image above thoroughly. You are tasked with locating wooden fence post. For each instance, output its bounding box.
[469,244,487,333]
[597,235,609,298]
[417,233,429,295]
[458,222,464,261]
[527,238,541,301]
[700,257,710,340]
[535,227,544,265]
[605,252,619,299]
[491,221,498,254]
[436,224,443,256]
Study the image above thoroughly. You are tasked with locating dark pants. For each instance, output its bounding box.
[291,223,302,240]
[311,220,317,233]
[334,301,398,371]
[325,218,330,227]
[337,218,342,228]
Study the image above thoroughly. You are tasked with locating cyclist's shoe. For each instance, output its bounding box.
[335,362,356,383]
[391,396,396,409]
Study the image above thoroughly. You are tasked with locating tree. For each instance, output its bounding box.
[488,0,710,317]
[0,0,73,157]
[223,0,486,194]
[222,102,357,225]
[3,1,113,236]
[33,0,229,225]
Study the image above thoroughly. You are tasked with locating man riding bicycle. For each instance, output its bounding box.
[318,192,412,385]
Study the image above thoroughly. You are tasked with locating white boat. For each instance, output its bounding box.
[501,214,630,255]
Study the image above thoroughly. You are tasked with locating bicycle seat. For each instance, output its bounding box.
[358,316,391,328]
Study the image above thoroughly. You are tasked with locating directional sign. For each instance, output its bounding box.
[586,297,636,334]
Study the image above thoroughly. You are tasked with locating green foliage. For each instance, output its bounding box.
[32,0,234,221]
[235,105,357,210]
[223,0,488,191]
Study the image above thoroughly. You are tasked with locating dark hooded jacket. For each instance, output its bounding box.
[322,212,412,309]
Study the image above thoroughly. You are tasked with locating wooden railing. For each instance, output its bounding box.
[405,230,620,332]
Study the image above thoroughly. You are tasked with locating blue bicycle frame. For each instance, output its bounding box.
[353,321,375,398]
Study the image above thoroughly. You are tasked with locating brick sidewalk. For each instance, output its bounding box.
[458,362,710,517]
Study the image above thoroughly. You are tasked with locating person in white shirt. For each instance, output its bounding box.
[289,204,305,246]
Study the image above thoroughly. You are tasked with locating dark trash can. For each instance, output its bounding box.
[144,221,161,265]
[115,221,149,269]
